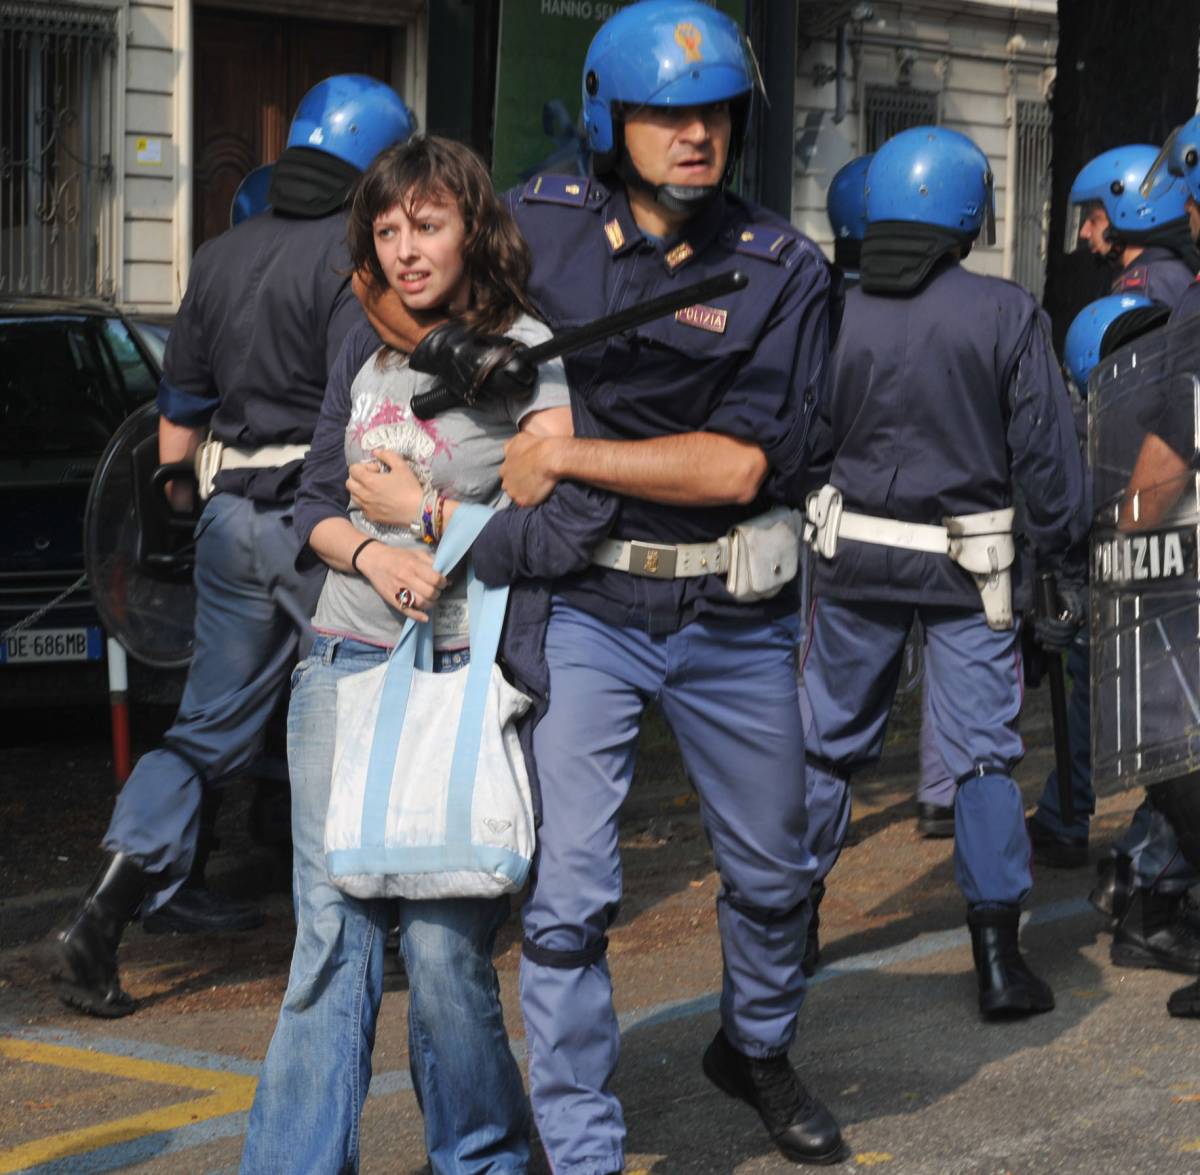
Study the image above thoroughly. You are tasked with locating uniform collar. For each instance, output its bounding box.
[601,182,727,275]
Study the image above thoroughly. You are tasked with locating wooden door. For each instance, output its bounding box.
[193,8,391,249]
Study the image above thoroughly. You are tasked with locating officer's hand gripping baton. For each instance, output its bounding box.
[410,269,749,420]
[1036,571,1076,827]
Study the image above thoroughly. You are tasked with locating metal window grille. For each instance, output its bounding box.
[1012,99,1052,302]
[862,85,939,153]
[1,3,118,298]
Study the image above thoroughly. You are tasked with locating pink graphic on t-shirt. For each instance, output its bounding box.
[352,399,455,460]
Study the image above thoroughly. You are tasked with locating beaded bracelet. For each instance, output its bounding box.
[434,493,447,542]
[419,491,438,546]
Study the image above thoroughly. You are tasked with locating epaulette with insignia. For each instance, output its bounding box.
[1116,267,1148,292]
[522,174,591,207]
[733,226,796,264]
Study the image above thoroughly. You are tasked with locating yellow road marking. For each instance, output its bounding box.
[855,1154,895,1167]
[0,1038,256,1173]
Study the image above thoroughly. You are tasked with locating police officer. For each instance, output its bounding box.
[1065,144,1197,307]
[801,126,1088,1020]
[47,75,414,1018]
[477,2,845,1166]
[826,153,871,284]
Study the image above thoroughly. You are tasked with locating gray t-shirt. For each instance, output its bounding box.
[311,314,569,648]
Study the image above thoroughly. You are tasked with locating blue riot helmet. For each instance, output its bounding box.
[582,0,756,213]
[286,74,415,173]
[827,154,872,241]
[230,163,274,227]
[1063,293,1170,395]
[827,154,871,275]
[865,126,996,245]
[1141,116,1200,221]
[1065,144,1189,254]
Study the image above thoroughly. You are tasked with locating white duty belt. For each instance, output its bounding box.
[804,484,1017,630]
[194,436,310,500]
[590,506,804,603]
[591,536,730,579]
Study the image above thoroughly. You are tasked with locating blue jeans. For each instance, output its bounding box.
[241,636,529,1175]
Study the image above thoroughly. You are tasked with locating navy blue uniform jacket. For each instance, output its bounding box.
[1111,246,1195,310]
[813,259,1088,612]
[473,176,840,635]
[158,210,364,503]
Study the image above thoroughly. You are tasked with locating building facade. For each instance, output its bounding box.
[1,0,1056,314]
[793,0,1057,297]
[1,0,426,313]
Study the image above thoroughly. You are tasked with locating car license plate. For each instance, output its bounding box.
[0,626,104,664]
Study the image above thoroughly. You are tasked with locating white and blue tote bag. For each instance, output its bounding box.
[325,504,535,900]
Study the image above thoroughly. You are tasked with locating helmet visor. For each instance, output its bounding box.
[1139,130,1180,199]
[1063,199,1105,255]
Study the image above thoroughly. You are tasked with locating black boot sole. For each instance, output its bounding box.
[701,1053,850,1166]
[47,942,135,1019]
[142,909,265,935]
[979,987,1055,1019]
[1110,941,1200,975]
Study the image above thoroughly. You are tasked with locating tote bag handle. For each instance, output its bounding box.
[358,504,509,850]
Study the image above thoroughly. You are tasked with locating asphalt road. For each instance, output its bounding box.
[2,689,1199,1174]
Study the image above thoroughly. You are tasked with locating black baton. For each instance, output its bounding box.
[1036,571,1076,827]
[410,269,749,419]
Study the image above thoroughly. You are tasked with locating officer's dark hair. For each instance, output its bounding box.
[348,135,538,335]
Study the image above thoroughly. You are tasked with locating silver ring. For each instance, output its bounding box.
[398,588,415,609]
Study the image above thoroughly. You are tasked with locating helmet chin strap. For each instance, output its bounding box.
[615,153,721,217]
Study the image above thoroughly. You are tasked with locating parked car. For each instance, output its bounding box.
[0,295,181,704]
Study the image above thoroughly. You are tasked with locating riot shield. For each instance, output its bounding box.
[84,401,197,668]
[1090,316,1200,795]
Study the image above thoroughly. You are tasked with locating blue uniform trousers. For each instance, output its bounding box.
[917,682,958,808]
[802,598,1031,907]
[103,493,323,909]
[1030,637,1197,892]
[1030,637,1094,842]
[523,601,815,1175]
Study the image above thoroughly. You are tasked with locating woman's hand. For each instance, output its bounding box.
[347,449,425,527]
[356,541,448,623]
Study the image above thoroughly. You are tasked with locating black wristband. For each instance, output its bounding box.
[351,537,378,574]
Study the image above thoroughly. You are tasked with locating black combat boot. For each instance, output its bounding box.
[916,802,955,839]
[1026,816,1087,869]
[1168,978,1200,1018]
[967,906,1055,1019]
[1111,888,1200,974]
[802,881,825,979]
[1088,854,1133,926]
[49,853,148,1018]
[142,792,264,935]
[702,1028,847,1165]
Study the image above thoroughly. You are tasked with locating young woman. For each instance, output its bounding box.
[241,136,572,1175]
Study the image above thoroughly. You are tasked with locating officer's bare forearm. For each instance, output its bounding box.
[158,418,204,466]
[1120,432,1191,531]
[542,433,767,505]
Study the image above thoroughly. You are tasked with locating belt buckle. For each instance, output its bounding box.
[628,541,677,579]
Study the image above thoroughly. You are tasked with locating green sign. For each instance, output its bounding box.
[491,0,746,193]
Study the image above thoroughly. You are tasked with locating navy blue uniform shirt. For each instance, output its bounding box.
[1111,245,1195,310]
[474,175,841,636]
[158,210,364,503]
[1170,276,1200,324]
[815,259,1088,611]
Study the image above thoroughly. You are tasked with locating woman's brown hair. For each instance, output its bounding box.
[348,135,538,336]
